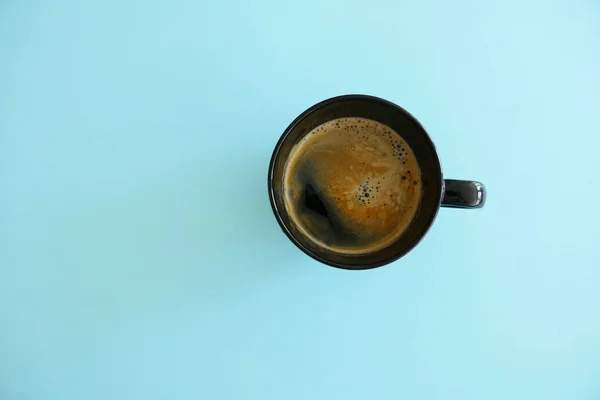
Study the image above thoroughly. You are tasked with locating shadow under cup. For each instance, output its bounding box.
[269,95,448,270]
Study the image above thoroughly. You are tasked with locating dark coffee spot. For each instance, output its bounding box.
[304,184,328,218]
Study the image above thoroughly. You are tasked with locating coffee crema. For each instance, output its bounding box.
[283,117,422,255]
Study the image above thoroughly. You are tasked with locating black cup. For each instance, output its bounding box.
[268,95,485,270]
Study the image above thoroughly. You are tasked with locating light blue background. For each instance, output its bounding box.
[1,1,599,399]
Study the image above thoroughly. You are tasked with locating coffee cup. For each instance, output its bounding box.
[268,95,485,269]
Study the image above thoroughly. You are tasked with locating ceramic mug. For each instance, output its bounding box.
[268,95,485,269]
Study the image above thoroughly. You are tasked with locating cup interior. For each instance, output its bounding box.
[268,95,444,269]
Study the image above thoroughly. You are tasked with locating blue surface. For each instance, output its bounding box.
[1,1,599,399]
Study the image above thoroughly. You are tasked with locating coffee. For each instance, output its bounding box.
[283,117,422,254]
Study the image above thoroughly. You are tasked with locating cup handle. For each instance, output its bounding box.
[441,179,486,209]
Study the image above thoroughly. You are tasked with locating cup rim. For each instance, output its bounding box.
[268,94,444,270]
